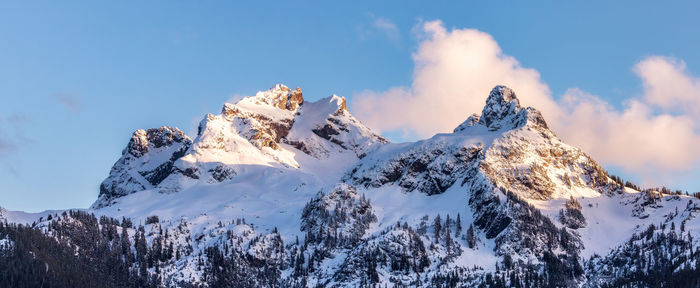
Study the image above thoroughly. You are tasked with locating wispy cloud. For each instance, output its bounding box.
[358,14,401,45]
[352,20,700,187]
[0,136,17,159]
[0,113,34,173]
[52,94,82,113]
[5,114,34,144]
[371,17,400,43]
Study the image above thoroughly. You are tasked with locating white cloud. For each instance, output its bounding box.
[352,20,700,185]
[634,56,700,118]
[353,20,558,138]
[557,88,700,174]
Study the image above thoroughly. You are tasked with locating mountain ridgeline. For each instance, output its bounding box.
[1,85,699,287]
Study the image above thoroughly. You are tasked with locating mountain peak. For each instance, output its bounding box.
[478,85,521,129]
[95,126,192,208]
[488,85,519,105]
[322,94,349,115]
[285,94,388,159]
[452,85,549,132]
[127,127,191,157]
[250,84,304,111]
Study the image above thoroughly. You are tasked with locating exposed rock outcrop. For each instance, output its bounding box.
[286,95,388,159]
[94,126,192,208]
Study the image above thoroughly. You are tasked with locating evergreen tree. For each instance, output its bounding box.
[136,226,148,277]
[445,228,453,253]
[434,214,442,242]
[455,213,462,237]
[467,224,476,249]
[121,223,132,265]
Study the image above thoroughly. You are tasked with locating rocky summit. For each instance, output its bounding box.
[2,84,699,288]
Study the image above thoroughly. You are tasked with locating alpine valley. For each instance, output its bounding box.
[1,84,699,288]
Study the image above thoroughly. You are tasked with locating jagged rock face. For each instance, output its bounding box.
[479,85,521,129]
[127,127,190,157]
[286,87,304,110]
[480,127,616,200]
[95,126,192,208]
[252,84,303,111]
[99,84,389,196]
[220,84,302,150]
[348,84,613,201]
[221,102,294,150]
[345,139,482,195]
[466,179,584,286]
[286,95,388,159]
[475,85,549,132]
[152,85,307,191]
[453,113,480,133]
[456,86,617,201]
[190,86,386,166]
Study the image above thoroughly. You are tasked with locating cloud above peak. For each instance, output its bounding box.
[352,20,700,186]
[353,20,558,138]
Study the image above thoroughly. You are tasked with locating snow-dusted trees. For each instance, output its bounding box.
[434,214,442,242]
[455,213,462,237]
[559,196,587,229]
[0,211,161,287]
[587,222,700,287]
[300,184,377,248]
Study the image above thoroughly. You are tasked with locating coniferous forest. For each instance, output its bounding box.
[2,206,700,288]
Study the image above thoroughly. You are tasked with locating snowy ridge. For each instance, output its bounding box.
[286,94,388,159]
[5,84,700,287]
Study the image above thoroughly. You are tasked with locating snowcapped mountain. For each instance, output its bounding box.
[2,84,699,287]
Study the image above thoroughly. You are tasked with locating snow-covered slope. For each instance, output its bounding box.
[5,84,700,287]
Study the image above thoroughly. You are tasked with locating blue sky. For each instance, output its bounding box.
[1,1,699,212]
